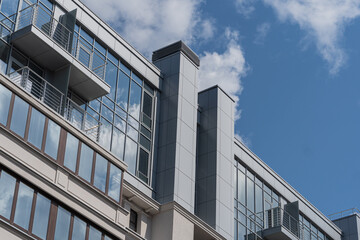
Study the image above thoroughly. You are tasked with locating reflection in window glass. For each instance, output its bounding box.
[89,226,102,240]
[247,178,255,213]
[138,148,148,183]
[117,71,130,111]
[94,154,107,192]
[32,193,51,239]
[99,118,112,151]
[129,81,142,120]
[105,62,117,100]
[54,206,71,240]
[78,143,93,182]
[0,38,10,75]
[0,0,20,16]
[111,127,125,160]
[14,182,34,230]
[127,125,138,141]
[0,171,16,219]
[0,84,11,125]
[64,133,79,172]
[255,185,263,213]
[114,114,126,132]
[132,73,143,85]
[10,96,29,137]
[28,108,45,149]
[45,119,61,159]
[72,216,87,240]
[105,236,114,240]
[124,137,137,175]
[108,163,122,201]
[140,134,151,151]
[237,170,245,204]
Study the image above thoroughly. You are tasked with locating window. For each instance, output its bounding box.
[108,163,122,201]
[32,193,51,239]
[78,143,94,182]
[105,62,117,100]
[54,206,71,240]
[28,107,45,149]
[89,226,102,240]
[72,216,87,240]
[117,71,130,111]
[0,170,16,219]
[128,81,142,120]
[64,133,79,172]
[138,149,149,183]
[142,92,152,118]
[14,182,34,229]
[44,119,61,159]
[124,137,137,175]
[10,96,29,137]
[0,83,11,125]
[94,154,107,192]
[129,209,138,232]
[111,127,125,160]
[99,117,112,150]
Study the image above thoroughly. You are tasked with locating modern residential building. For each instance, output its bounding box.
[0,0,356,240]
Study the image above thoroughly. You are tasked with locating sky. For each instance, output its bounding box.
[82,0,360,216]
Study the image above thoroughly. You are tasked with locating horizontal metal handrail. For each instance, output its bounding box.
[265,207,300,238]
[328,208,360,220]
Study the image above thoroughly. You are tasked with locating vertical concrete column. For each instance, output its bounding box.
[152,41,199,213]
[196,86,235,240]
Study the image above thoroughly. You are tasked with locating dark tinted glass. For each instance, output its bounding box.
[138,148,149,182]
[142,92,152,118]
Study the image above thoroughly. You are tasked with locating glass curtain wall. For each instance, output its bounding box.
[234,159,280,240]
[70,24,155,184]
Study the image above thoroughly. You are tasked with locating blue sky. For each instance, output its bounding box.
[83,0,360,215]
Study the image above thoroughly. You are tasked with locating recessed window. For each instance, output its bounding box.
[94,154,107,192]
[108,163,122,201]
[10,96,29,137]
[124,137,137,175]
[28,108,45,149]
[129,209,138,232]
[72,216,87,240]
[0,84,12,125]
[64,133,79,172]
[0,170,16,219]
[78,143,94,182]
[54,206,71,240]
[14,182,34,230]
[32,193,51,239]
[44,119,61,159]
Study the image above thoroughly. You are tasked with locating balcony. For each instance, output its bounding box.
[262,207,300,240]
[9,67,101,140]
[9,3,109,101]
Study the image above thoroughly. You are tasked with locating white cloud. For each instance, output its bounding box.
[82,0,212,57]
[235,133,252,147]
[262,0,360,74]
[235,0,257,17]
[254,22,271,45]
[198,28,248,120]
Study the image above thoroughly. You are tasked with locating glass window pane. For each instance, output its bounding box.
[64,133,79,172]
[54,206,71,240]
[255,185,263,213]
[10,96,29,137]
[78,143,94,182]
[105,236,114,240]
[116,71,130,111]
[120,62,130,76]
[237,170,246,204]
[72,216,87,240]
[94,154,107,192]
[140,134,151,151]
[89,99,100,112]
[32,193,51,239]
[127,125,138,141]
[105,62,117,100]
[138,149,148,182]
[142,92,152,118]
[89,226,102,240]
[79,46,91,67]
[115,106,127,119]
[107,52,118,65]
[0,170,16,219]
[132,73,143,85]
[99,118,112,151]
[101,105,113,122]
[45,119,61,159]
[247,178,255,212]
[0,41,10,75]
[0,84,11,125]
[129,81,142,120]
[124,137,137,175]
[128,115,139,130]
[14,182,34,230]
[114,114,126,132]
[95,41,106,55]
[80,29,94,45]
[0,0,20,16]
[40,0,53,10]
[28,108,45,149]
[141,125,151,139]
[92,51,105,79]
[238,222,246,240]
[108,164,122,201]
[111,127,125,160]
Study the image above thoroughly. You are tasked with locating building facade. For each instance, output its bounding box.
[0,0,356,239]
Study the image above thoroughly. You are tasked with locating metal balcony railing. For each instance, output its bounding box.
[8,67,101,141]
[266,207,300,238]
[16,3,72,51]
[328,208,360,220]
[0,13,16,41]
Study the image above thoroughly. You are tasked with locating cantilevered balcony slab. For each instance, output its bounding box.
[262,225,298,240]
[10,25,110,101]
